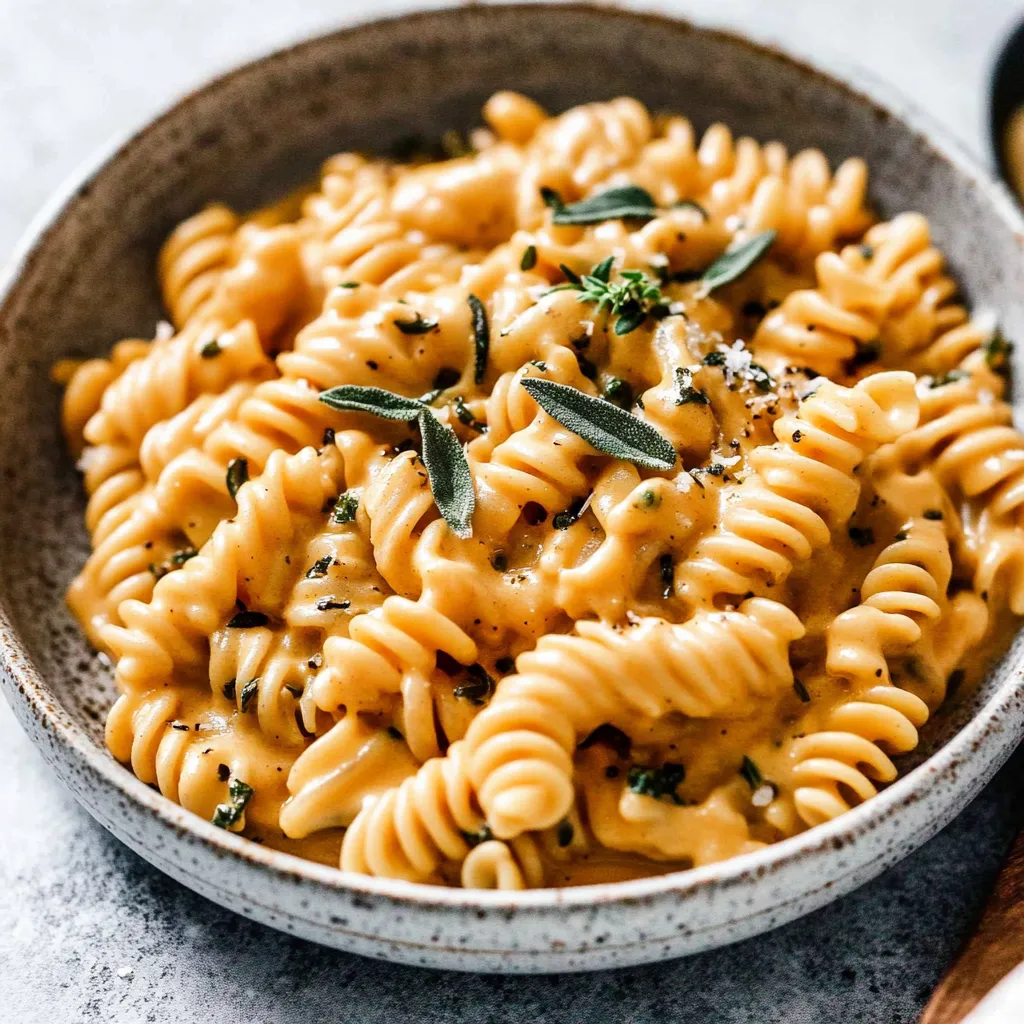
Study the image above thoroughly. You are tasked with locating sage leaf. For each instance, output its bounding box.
[418,406,475,538]
[552,185,657,225]
[468,293,489,385]
[319,386,474,537]
[519,377,676,470]
[319,385,426,421]
[700,231,777,295]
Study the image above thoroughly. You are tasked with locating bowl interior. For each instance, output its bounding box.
[2,2,1024,880]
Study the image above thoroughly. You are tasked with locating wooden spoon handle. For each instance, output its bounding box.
[920,827,1024,1023]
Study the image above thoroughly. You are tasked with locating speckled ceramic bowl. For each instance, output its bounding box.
[2,3,1024,974]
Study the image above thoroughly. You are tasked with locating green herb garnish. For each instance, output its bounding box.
[227,610,269,629]
[461,823,494,847]
[552,494,590,530]
[658,553,674,599]
[453,664,495,706]
[222,679,236,701]
[211,778,254,830]
[239,678,259,712]
[226,457,248,501]
[556,820,575,847]
[574,259,665,335]
[923,509,943,520]
[699,231,776,295]
[540,187,564,211]
[602,377,633,408]
[200,338,222,359]
[739,755,763,789]
[550,185,657,225]
[331,490,360,525]
[393,314,439,335]
[984,330,1013,374]
[627,763,685,804]
[315,597,350,611]
[306,555,333,579]
[452,396,487,434]
[929,370,970,388]
[520,245,538,271]
[418,404,475,539]
[793,679,811,703]
[674,367,710,406]
[468,293,489,385]
[519,377,676,470]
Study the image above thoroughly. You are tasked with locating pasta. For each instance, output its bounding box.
[60,92,1020,889]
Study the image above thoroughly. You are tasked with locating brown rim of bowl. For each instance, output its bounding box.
[2,2,1023,913]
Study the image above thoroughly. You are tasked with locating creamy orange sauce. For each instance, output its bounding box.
[60,92,1021,889]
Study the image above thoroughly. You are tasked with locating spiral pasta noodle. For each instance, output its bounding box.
[59,92,1019,889]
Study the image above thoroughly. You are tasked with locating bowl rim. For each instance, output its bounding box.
[2,0,1024,915]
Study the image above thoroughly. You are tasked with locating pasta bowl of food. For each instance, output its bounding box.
[3,3,1024,973]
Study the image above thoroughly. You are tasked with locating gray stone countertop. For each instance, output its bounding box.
[2,2,1024,1021]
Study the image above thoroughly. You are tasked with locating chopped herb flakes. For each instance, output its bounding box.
[602,377,633,408]
[453,664,495,705]
[315,597,350,611]
[226,610,269,629]
[984,330,1013,373]
[393,314,438,335]
[929,369,969,388]
[658,553,674,599]
[468,293,489,384]
[222,679,236,701]
[306,555,334,579]
[552,494,591,530]
[556,820,575,847]
[226,457,248,501]
[627,763,685,804]
[849,340,881,369]
[211,778,254,829]
[739,755,763,789]
[674,367,710,406]
[923,509,943,520]
[331,491,360,524]
[453,395,487,434]
[793,679,811,703]
[462,823,494,847]
[520,245,538,271]
[200,338,222,359]
[239,678,259,712]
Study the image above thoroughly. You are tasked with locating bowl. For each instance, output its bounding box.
[2,3,1024,974]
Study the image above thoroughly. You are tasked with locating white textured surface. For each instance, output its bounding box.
[2,1,1024,1021]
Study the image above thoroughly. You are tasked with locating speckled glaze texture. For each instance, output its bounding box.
[1,4,1023,974]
